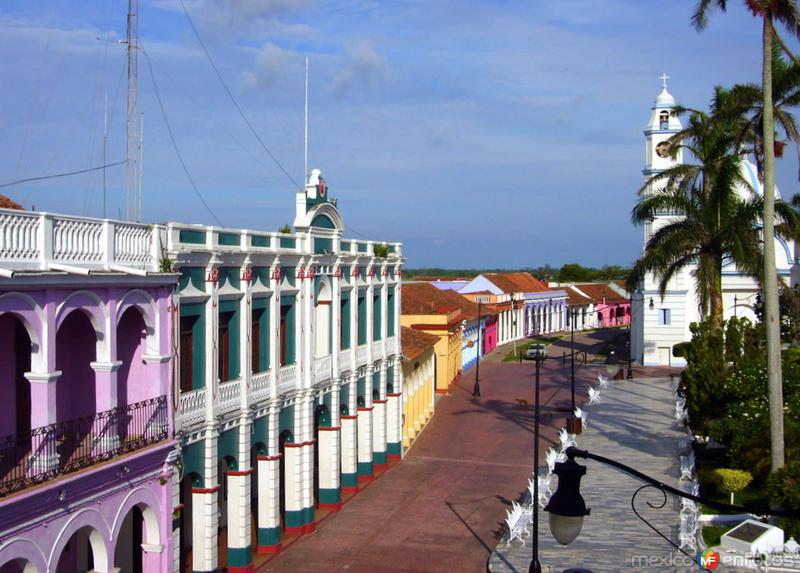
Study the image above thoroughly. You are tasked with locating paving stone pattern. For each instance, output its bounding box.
[489,376,705,573]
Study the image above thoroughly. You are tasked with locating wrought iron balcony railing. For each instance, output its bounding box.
[0,395,168,498]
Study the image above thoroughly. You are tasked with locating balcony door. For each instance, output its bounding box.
[14,319,31,436]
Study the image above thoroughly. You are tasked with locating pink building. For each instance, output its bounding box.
[0,209,177,573]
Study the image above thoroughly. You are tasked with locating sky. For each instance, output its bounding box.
[1,1,798,269]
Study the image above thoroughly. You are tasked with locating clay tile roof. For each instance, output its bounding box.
[401,326,438,362]
[574,283,627,304]
[0,194,24,210]
[483,272,549,294]
[566,286,593,306]
[404,282,499,321]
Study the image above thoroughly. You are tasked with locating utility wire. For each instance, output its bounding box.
[178,0,303,191]
[140,45,224,227]
[0,160,126,189]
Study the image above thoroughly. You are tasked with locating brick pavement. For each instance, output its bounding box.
[488,375,703,573]
[258,359,604,573]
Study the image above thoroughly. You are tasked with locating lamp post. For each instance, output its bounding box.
[473,300,482,397]
[530,351,544,573]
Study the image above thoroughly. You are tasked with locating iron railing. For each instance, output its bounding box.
[0,395,168,498]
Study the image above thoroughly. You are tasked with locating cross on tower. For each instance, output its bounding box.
[660,73,670,90]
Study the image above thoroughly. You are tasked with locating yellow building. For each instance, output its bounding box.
[400,326,438,448]
[401,283,464,393]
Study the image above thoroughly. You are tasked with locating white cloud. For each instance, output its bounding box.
[241,42,292,89]
[331,40,385,96]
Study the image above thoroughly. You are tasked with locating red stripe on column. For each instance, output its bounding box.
[191,485,222,494]
[318,426,341,431]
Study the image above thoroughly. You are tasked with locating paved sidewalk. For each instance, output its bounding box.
[489,376,698,573]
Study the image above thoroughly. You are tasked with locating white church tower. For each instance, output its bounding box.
[632,76,693,367]
[631,76,800,367]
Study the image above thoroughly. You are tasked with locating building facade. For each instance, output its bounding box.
[631,81,799,366]
[0,209,177,573]
[169,170,403,572]
[400,327,437,449]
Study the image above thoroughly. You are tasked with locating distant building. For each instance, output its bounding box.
[401,283,464,394]
[458,273,568,342]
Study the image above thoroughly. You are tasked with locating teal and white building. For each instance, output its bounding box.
[169,170,403,572]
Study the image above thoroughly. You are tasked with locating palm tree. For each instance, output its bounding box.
[629,109,800,325]
[692,0,800,473]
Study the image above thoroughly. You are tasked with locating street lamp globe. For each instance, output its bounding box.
[544,457,590,546]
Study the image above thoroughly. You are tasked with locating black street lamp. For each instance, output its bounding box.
[473,300,482,397]
[542,446,800,557]
[530,351,545,573]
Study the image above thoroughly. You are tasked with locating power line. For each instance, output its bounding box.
[0,160,126,189]
[140,45,224,227]
[178,0,303,191]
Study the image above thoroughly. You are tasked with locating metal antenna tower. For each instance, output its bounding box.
[125,0,139,222]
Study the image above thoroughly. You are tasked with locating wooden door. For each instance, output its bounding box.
[219,316,230,383]
[252,309,261,373]
[180,317,194,393]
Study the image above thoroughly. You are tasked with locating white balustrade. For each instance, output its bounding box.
[0,211,39,262]
[52,217,105,262]
[0,210,157,270]
[251,370,271,403]
[314,355,332,381]
[356,345,368,366]
[178,388,206,427]
[217,379,241,414]
[339,350,352,373]
[278,364,297,394]
[114,223,153,267]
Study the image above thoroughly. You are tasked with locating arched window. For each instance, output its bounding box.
[659,110,669,130]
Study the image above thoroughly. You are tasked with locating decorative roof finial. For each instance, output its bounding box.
[660,73,670,90]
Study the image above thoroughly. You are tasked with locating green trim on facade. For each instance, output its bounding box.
[279,406,295,436]
[387,365,394,393]
[279,237,296,249]
[357,377,366,402]
[314,237,333,254]
[387,442,401,455]
[252,300,270,372]
[180,302,205,390]
[284,509,304,528]
[303,506,315,524]
[281,267,296,287]
[258,526,281,547]
[227,546,252,567]
[387,287,395,336]
[311,214,336,229]
[341,473,357,487]
[220,267,241,290]
[183,441,205,487]
[357,291,367,345]
[218,427,240,469]
[280,296,296,364]
[357,242,368,253]
[252,415,268,450]
[373,451,387,465]
[340,295,351,349]
[218,232,240,246]
[340,241,351,252]
[340,383,349,412]
[179,266,206,292]
[357,461,373,476]
[179,229,205,244]
[372,371,381,396]
[318,487,341,505]
[219,299,240,381]
[373,291,382,341]
[251,235,270,248]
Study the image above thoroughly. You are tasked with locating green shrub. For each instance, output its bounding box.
[702,524,732,547]
[698,466,720,495]
[373,244,389,258]
[766,461,800,539]
[714,468,753,504]
[278,224,291,234]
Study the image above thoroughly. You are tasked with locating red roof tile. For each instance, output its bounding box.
[483,272,550,294]
[0,194,23,210]
[574,283,627,304]
[401,326,438,362]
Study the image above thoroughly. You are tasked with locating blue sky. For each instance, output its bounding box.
[1,1,797,268]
